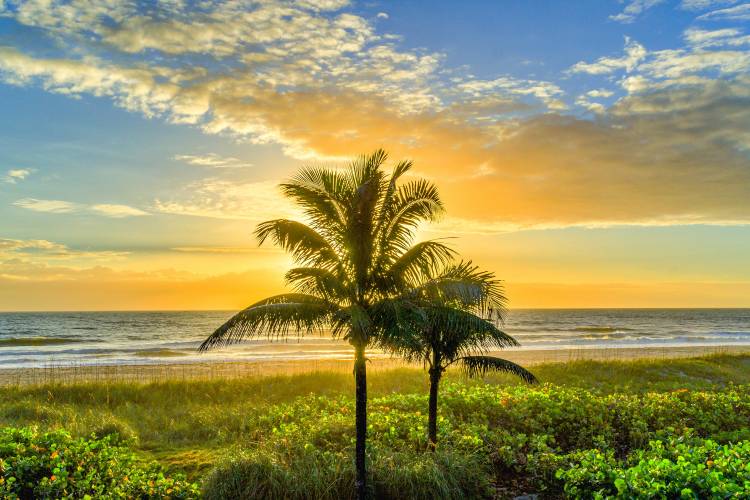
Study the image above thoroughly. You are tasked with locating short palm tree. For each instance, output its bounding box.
[200,150,459,499]
[385,261,537,450]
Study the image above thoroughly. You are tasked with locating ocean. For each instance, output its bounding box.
[0,309,749,369]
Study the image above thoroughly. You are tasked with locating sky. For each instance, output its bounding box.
[1,0,750,311]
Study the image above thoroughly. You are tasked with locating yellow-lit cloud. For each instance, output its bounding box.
[14,198,149,218]
[204,81,750,228]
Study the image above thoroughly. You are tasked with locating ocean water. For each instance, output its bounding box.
[0,309,749,369]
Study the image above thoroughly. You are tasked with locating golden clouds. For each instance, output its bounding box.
[205,82,750,228]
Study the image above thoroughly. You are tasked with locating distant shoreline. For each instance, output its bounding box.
[2,344,748,386]
[3,307,750,313]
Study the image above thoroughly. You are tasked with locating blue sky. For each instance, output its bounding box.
[1,0,749,309]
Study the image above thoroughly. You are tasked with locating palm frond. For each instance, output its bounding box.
[426,306,518,359]
[255,219,340,268]
[199,294,334,351]
[390,159,413,181]
[280,167,350,237]
[369,297,424,357]
[414,261,507,319]
[349,149,388,186]
[388,240,455,289]
[461,356,537,383]
[380,179,444,255]
[373,159,413,255]
[285,267,346,300]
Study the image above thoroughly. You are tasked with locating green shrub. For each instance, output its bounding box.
[202,384,750,498]
[556,437,750,499]
[0,427,199,499]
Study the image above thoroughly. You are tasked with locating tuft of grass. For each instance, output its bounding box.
[88,414,140,445]
[202,447,493,500]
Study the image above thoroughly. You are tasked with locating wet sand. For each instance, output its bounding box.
[1,344,748,386]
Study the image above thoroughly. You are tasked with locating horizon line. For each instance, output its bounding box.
[2,307,750,314]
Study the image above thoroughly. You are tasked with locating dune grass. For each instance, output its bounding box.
[0,354,748,497]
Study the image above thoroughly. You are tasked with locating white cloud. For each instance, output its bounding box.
[573,32,750,98]
[681,0,739,10]
[587,89,615,98]
[297,0,350,11]
[697,2,750,20]
[90,204,149,218]
[154,179,300,221]
[3,168,30,183]
[0,238,67,253]
[0,1,447,119]
[454,76,566,110]
[640,49,750,80]
[171,246,261,254]
[13,198,80,213]
[0,47,188,120]
[13,198,149,217]
[684,27,746,47]
[577,87,617,112]
[173,153,253,168]
[620,75,651,93]
[610,0,665,23]
[0,238,128,261]
[376,12,389,19]
[575,95,607,113]
[569,38,647,74]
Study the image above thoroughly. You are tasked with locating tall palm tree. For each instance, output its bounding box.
[385,261,537,450]
[200,150,459,499]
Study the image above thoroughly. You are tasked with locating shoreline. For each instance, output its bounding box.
[2,344,749,386]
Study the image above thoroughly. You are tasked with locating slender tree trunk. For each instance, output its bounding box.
[428,352,441,451]
[354,343,367,499]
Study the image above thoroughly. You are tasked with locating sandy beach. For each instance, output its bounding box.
[2,344,748,386]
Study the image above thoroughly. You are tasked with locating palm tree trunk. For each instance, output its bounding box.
[354,343,367,499]
[428,353,441,451]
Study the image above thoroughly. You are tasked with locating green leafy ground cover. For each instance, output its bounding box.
[0,427,198,499]
[0,354,748,498]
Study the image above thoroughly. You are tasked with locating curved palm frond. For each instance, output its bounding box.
[285,267,347,300]
[349,148,389,186]
[380,179,444,257]
[388,240,455,290]
[461,356,537,383]
[425,305,518,358]
[255,219,341,269]
[413,261,507,320]
[369,297,424,357]
[199,294,334,351]
[372,159,412,264]
[280,166,350,232]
